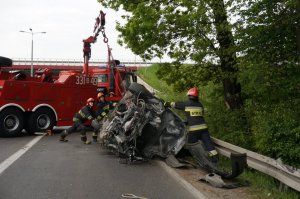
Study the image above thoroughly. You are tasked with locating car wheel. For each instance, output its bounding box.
[0,56,12,67]
[128,82,153,99]
[27,108,56,134]
[0,107,24,137]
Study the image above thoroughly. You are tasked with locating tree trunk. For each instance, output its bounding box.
[210,0,243,109]
[223,78,242,109]
[297,0,300,61]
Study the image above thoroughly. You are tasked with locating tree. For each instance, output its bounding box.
[98,0,243,109]
[235,0,300,103]
[234,0,300,166]
[296,0,300,58]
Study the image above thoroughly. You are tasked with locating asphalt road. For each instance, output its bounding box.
[0,133,202,199]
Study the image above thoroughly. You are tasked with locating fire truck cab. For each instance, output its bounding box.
[90,62,137,102]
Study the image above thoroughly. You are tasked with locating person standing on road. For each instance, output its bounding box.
[59,98,95,144]
[164,87,219,167]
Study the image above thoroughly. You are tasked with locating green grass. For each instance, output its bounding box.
[137,64,300,199]
[137,64,186,102]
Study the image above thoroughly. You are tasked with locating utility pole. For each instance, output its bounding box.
[20,28,46,77]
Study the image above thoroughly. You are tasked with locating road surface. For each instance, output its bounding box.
[0,133,205,199]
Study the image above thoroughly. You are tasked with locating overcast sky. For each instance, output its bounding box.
[0,0,162,63]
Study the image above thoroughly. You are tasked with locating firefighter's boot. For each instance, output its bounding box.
[81,136,91,145]
[59,130,68,142]
[185,141,219,173]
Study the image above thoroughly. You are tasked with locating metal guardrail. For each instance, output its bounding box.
[11,58,160,67]
[213,137,300,192]
[136,76,160,94]
[138,76,300,192]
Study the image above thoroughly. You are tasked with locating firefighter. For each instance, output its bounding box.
[93,92,111,142]
[59,97,95,144]
[164,87,219,167]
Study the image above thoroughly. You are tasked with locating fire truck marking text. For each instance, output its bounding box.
[76,76,97,86]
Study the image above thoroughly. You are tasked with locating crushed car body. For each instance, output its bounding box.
[99,82,187,162]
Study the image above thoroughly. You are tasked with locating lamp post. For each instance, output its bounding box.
[19,28,46,77]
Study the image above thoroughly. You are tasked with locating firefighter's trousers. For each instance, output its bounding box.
[187,129,218,157]
[91,119,102,141]
[61,121,88,138]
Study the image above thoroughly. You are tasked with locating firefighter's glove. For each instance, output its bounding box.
[96,115,103,122]
[103,105,110,111]
[101,111,108,118]
[112,102,118,107]
[164,101,171,108]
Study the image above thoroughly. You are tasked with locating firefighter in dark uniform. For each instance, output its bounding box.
[164,87,218,166]
[92,92,112,142]
[59,97,95,144]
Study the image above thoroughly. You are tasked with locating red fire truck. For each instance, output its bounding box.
[0,10,137,137]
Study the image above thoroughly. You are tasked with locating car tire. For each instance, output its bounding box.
[0,107,24,137]
[128,82,153,99]
[0,56,13,67]
[26,108,56,134]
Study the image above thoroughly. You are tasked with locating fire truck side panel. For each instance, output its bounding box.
[31,84,56,101]
[1,81,29,101]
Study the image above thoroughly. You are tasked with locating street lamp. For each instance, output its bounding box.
[19,28,46,77]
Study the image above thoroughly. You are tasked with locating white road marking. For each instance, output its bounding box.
[0,134,45,175]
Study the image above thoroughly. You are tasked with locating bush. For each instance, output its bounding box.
[250,102,300,167]
[202,82,254,149]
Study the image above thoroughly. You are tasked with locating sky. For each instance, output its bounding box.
[0,0,165,63]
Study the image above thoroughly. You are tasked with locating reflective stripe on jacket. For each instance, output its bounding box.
[95,101,110,120]
[171,99,208,132]
[73,105,94,122]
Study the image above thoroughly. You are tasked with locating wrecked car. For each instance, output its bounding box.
[99,82,187,162]
[99,82,247,181]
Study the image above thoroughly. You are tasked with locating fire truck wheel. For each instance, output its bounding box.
[26,108,56,134]
[0,107,24,137]
[0,56,13,67]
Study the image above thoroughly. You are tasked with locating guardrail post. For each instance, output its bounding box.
[279,182,289,192]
